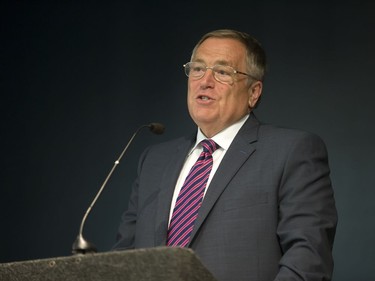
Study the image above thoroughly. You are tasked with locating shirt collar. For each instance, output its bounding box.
[189,114,249,155]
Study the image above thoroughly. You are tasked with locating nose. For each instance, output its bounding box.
[201,67,216,82]
[196,69,215,89]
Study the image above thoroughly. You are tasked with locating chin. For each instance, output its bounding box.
[192,114,215,124]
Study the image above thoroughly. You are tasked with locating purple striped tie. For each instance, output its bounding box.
[167,139,219,247]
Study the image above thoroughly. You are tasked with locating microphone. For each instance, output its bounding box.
[72,122,165,254]
[148,122,165,135]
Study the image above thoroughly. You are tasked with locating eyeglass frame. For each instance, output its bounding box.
[183,61,259,84]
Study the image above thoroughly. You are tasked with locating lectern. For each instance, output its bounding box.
[0,247,217,281]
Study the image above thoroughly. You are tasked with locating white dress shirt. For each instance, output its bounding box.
[168,114,249,224]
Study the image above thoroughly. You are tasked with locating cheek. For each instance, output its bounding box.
[187,88,194,105]
[224,89,250,110]
[187,80,197,96]
[221,89,238,104]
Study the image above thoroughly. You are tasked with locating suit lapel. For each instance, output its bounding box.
[153,136,194,246]
[188,114,260,245]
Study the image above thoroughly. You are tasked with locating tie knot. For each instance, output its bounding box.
[200,139,219,154]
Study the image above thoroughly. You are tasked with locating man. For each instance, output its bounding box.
[114,29,338,281]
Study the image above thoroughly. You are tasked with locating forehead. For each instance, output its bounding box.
[194,37,247,66]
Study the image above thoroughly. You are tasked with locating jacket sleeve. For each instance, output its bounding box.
[274,132,338,281]
[111,147,150,251]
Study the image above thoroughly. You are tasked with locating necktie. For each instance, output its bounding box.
[167,139,219,247]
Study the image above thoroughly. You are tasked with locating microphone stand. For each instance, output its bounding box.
[72,123,164,254]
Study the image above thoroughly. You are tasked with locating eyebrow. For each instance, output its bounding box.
[193,58,232,66]
[214,59,231,66]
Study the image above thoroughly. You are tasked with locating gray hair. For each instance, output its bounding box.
[190,29,266,82]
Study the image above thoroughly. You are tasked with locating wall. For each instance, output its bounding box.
[1,1,374,280]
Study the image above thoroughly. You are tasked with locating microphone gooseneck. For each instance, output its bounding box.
[72,123,165,255]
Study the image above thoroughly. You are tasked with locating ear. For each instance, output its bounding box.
[248,81,263,109]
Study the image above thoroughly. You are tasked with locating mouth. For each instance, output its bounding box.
[197,95,213,100]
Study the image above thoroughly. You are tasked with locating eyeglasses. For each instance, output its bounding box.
[183,61,257,84]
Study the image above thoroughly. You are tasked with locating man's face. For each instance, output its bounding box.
[187,37,261,137]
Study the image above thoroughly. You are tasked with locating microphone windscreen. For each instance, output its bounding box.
[148,123,165,135]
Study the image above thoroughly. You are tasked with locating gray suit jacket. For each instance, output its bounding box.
[114,113,337,281]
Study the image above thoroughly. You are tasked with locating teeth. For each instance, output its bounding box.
[201,96,209,100]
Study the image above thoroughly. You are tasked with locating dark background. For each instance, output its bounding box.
[1,1,374,280]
